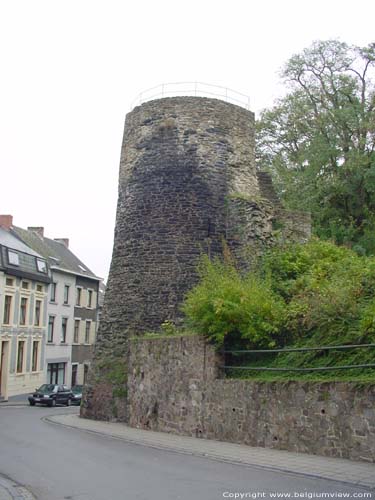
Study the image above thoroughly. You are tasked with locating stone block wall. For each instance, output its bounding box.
[84,96,311,421]
[128,335,221,434]
[128,335,375,463]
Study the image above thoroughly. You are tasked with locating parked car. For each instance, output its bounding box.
[28,384,73,407]
[71,385,83,405]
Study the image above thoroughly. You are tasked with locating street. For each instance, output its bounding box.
[0,406,372,500]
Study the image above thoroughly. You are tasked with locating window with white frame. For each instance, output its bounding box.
[36,258,47,273]
[85,321,91,344]
[87,290,93,308]
[19,297,28,325]
[3,295,12,324]
[50,282,57,302]
[61,317,68,343]
[64,285,70,305]
[8,250,19,266]
[76,287,82,306]
[48,316,55,343]
[16,340,25,373]
[34,300,42,326]
[74,319,80,343]
[32,340,40,371]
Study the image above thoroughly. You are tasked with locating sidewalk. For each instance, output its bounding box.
[0,394,28,406]
[46,413,375,490]
[0,475,35,500]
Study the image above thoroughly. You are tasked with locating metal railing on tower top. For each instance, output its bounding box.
[130,82,251,111]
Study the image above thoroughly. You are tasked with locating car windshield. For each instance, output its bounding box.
[72,385,83,394]
[36,384,55,394]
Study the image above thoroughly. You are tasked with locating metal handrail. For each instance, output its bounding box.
[223,343,375,354]
[223,364,375,372]
[222,343,375,373]
[130,82,251,111]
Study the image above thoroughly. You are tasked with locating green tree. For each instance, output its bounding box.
[256,40,375,254]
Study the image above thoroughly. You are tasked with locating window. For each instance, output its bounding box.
[47,363,66,384]
[36,258,47,273]
[36,284,43,293]
[5,278,14,287]
[61,318,68,343]
[48,316,55,343]
[16,340,25,373]
[50,282,57,302]
[83,364,89,384]
[34,300,42,326]
[76,287,82,306]
[32,341,39,371]
[3,295,12,324]
[87,290,93,308]
[20,297,28,325]
[21,281,29,290]
[64,285,70,305]
[85,321,91,344]
[74,320,80,343]
[71,364,78,387]
[8,250,19,266]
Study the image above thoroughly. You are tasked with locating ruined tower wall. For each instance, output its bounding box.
[98,97,261,343]
[82,97,308,421]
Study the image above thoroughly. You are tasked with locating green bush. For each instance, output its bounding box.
[182,256,286,348]
[183,240,375,366]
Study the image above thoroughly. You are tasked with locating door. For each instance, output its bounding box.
[0,342,9,400]
[71,364,77,387]
[47,363,66,384]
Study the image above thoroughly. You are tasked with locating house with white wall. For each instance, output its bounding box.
[11,222,101,387]
[0,216,51,400]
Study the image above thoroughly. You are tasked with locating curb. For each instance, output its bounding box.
[0,474,36,500]
[0,403,27,408]
[45,414,375,491]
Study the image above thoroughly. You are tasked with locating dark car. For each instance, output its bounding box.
[28,384,73,407]
[71,385,83,405]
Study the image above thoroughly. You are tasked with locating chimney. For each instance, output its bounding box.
[0,215,13,229]
[54,238,69,248]
[28,226,44,238]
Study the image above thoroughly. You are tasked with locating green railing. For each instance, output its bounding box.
[221,343,375,372]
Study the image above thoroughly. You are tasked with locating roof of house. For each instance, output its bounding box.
[11,226,99,281]
[0,227,52,283]
[0,227,41,257]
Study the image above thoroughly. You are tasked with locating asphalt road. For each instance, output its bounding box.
[0,406,372,500]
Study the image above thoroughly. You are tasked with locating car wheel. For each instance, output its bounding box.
[66,398,71,407]
[29,401,35,406]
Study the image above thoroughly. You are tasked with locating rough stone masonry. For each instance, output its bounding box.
[82,96,310,421]
[128,335,375,463]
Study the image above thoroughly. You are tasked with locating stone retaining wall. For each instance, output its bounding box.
[128,335,375,463]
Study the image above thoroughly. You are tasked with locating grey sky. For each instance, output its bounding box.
[1,0,374,281]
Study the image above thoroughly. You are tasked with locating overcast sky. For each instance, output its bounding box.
[1,0,374,281]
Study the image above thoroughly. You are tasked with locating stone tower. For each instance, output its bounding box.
[82,96,310,421]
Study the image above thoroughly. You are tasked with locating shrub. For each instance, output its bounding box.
[182,256,286,348]
[183,240,375,355]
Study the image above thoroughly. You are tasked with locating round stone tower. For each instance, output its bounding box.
[105,96,263,332]
[83,96,277,420]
